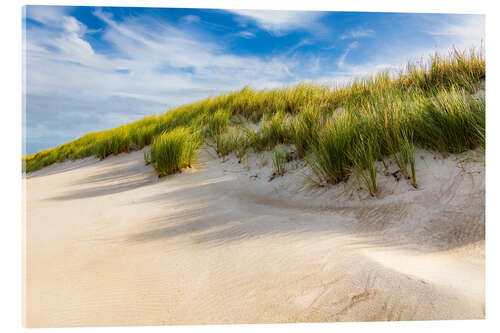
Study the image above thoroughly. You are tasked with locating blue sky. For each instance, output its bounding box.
[23,6,484,155]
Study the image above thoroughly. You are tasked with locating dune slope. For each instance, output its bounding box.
[23,147,484,327]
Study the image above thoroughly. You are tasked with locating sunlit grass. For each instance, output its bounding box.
[272,145,287,178]
[393,131,417,188]
[214,131,238,159]
[208,108,231,138]
[24,47,485,185]
[148,127,201,177]
[350,134,379,196]
[260,111,293,150]
[307,113,357,185]
[412,87,485,153]
[293,106,323,159]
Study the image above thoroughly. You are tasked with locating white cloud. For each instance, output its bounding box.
[235,31,255,39]
[333,15,484,80]
[24,7,320,143]
[229,9,325,36]
[427,15,485,48]
[24,8,485,152]
[180,15,200,24]
[337,41,359,68]
[26,6,69,25]
[340,27,374,40]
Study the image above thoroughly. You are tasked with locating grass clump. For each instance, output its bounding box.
[149,127,200,177]
[235,134,250,162]
[413,88,485,153]
[272,146,287,178]
[92,128,132,160]
[212,127,252,161]
[214,131,237,159]
[393,131,417,188]
[293,106,323,158]
[398,49,485,93]
[130,124,157,149]
[260,111,293,150]
[242,125,267,152]
[307,114,357,185]
[350,135,379,196]
[208,109,232,138]
[23,47,485,182]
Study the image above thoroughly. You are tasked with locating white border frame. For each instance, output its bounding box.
[3,1,499,332]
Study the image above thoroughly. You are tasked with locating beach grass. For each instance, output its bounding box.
[272,146,287,178]
[208,109,232,138]
[350,134,379,196]
[24,48,485,181]
[148,127,201,177]
[293,106,323,159]
[214,131,238,159]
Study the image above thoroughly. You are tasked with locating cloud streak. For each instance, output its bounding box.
[426,15,485,48]
[23,8,485,154]
[340,27,374,40]
[337,41,359,68]
[24,7,323,152]
[229,9,325,36]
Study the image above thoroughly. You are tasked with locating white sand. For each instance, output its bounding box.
[23,146,485,327]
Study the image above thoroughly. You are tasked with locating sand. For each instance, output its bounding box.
[23,146,485,327]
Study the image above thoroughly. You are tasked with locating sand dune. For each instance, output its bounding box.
[23,147,485,327]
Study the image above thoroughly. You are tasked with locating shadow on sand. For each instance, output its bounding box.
[44,150,485,253]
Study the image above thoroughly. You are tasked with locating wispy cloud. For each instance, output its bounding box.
[180,15,200,24]
[229,9,325,36]
[24,7,321,144]
[340,27,374,40]
[235,30,255,39]
[23,8,485,154]
[426,15,485,48]
[284,38,314,55]
[25,5,69,25]
[337,41,359,68]
[334,15,484,79]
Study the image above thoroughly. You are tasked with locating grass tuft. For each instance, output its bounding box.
[350,135,379,196]
[149,127,200,177]
[272,146,287,178]
[293,106,323,158]
[307,113,356,185]
[214,131,237,159]
[23,47,485,183]
[260,111,293,149]
[208,109,232,138]
[393,131,417,188]
[413,88,485,153]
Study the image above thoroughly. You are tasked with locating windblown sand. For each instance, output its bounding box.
[23,147,485,327]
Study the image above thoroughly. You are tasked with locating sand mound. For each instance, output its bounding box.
[23,147,484,327]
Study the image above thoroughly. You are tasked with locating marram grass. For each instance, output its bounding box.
[148,127,201,177]
[24,48,485,184]
[208,109,232,138]
[272,145,287,177]
[349,134,379,196]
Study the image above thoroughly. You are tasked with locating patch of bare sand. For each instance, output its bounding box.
[23,146,484,327]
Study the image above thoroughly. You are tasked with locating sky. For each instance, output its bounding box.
[23,6,484,155]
